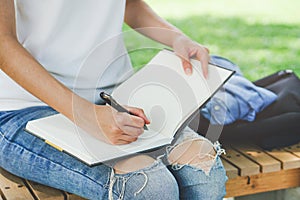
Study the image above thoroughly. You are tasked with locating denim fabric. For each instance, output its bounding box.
[202,56,277,125]
[169,156,227,200]
[0,106,227,200]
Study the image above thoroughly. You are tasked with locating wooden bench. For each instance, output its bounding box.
[223,142,300,198]
[1,142,300,199]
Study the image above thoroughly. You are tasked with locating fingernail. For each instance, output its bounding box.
[185,68,192,75]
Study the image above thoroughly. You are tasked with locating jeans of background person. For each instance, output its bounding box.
[199,57,300,149]
[203,55,278,125]
[198,112,300,149]
[217,70,300,149]
[0,106,227,200]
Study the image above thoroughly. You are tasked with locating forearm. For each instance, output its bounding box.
[125,0,188,48]
[125,0,210,77]
[0,34,88,120]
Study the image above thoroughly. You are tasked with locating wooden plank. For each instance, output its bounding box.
[225,168,300,198]
[64,192,86,200]
[222,146,260,176]
[25,180,65,200]
[233,144,281,173]
[0,169,34,200]
[284,142,300,158]
[265,148,300,170]
[0,189,4,200]
[221,158,238,179]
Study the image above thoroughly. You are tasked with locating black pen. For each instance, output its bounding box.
[100,92,148,130]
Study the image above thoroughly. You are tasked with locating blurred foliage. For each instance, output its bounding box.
[123,0,300,80]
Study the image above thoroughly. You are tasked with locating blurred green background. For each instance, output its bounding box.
[123,0,300,81]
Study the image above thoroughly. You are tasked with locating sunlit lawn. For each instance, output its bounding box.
[123,0,300,81]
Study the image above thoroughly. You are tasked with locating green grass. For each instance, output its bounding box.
[123,0,300,81]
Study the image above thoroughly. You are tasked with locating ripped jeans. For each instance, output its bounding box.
[0,106,228,200]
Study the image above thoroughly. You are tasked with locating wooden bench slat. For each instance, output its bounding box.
[0,169,34,200]
[221,158,238,179]
[222,145,260,176]
[265,147,300,170]
[225,167,300,198]
[64,192,86,200]
[232,144,281,173]
[284,142,300,158]
[25,180,65,200]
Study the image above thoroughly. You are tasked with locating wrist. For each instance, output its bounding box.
[64,94,95,122]
[171,34,191,49]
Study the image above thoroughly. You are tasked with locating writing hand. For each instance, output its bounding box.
[72,96,150,145]
[95,105,150,145]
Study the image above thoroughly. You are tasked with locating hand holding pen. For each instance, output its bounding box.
[100,92,149,130]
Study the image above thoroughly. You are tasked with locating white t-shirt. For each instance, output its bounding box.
[0,0,133,111]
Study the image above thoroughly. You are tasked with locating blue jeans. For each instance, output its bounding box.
[0,106,227,200]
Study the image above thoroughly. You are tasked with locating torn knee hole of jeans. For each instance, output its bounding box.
[166,138,225,175]
[108,169,148,200]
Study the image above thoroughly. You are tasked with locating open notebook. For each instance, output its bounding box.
[25,49,234,166]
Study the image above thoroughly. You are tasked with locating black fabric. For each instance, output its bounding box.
[255,70,300,119]
[198,70,300,150]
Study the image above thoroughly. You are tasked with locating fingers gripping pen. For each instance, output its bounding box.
[100,92,148,130]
